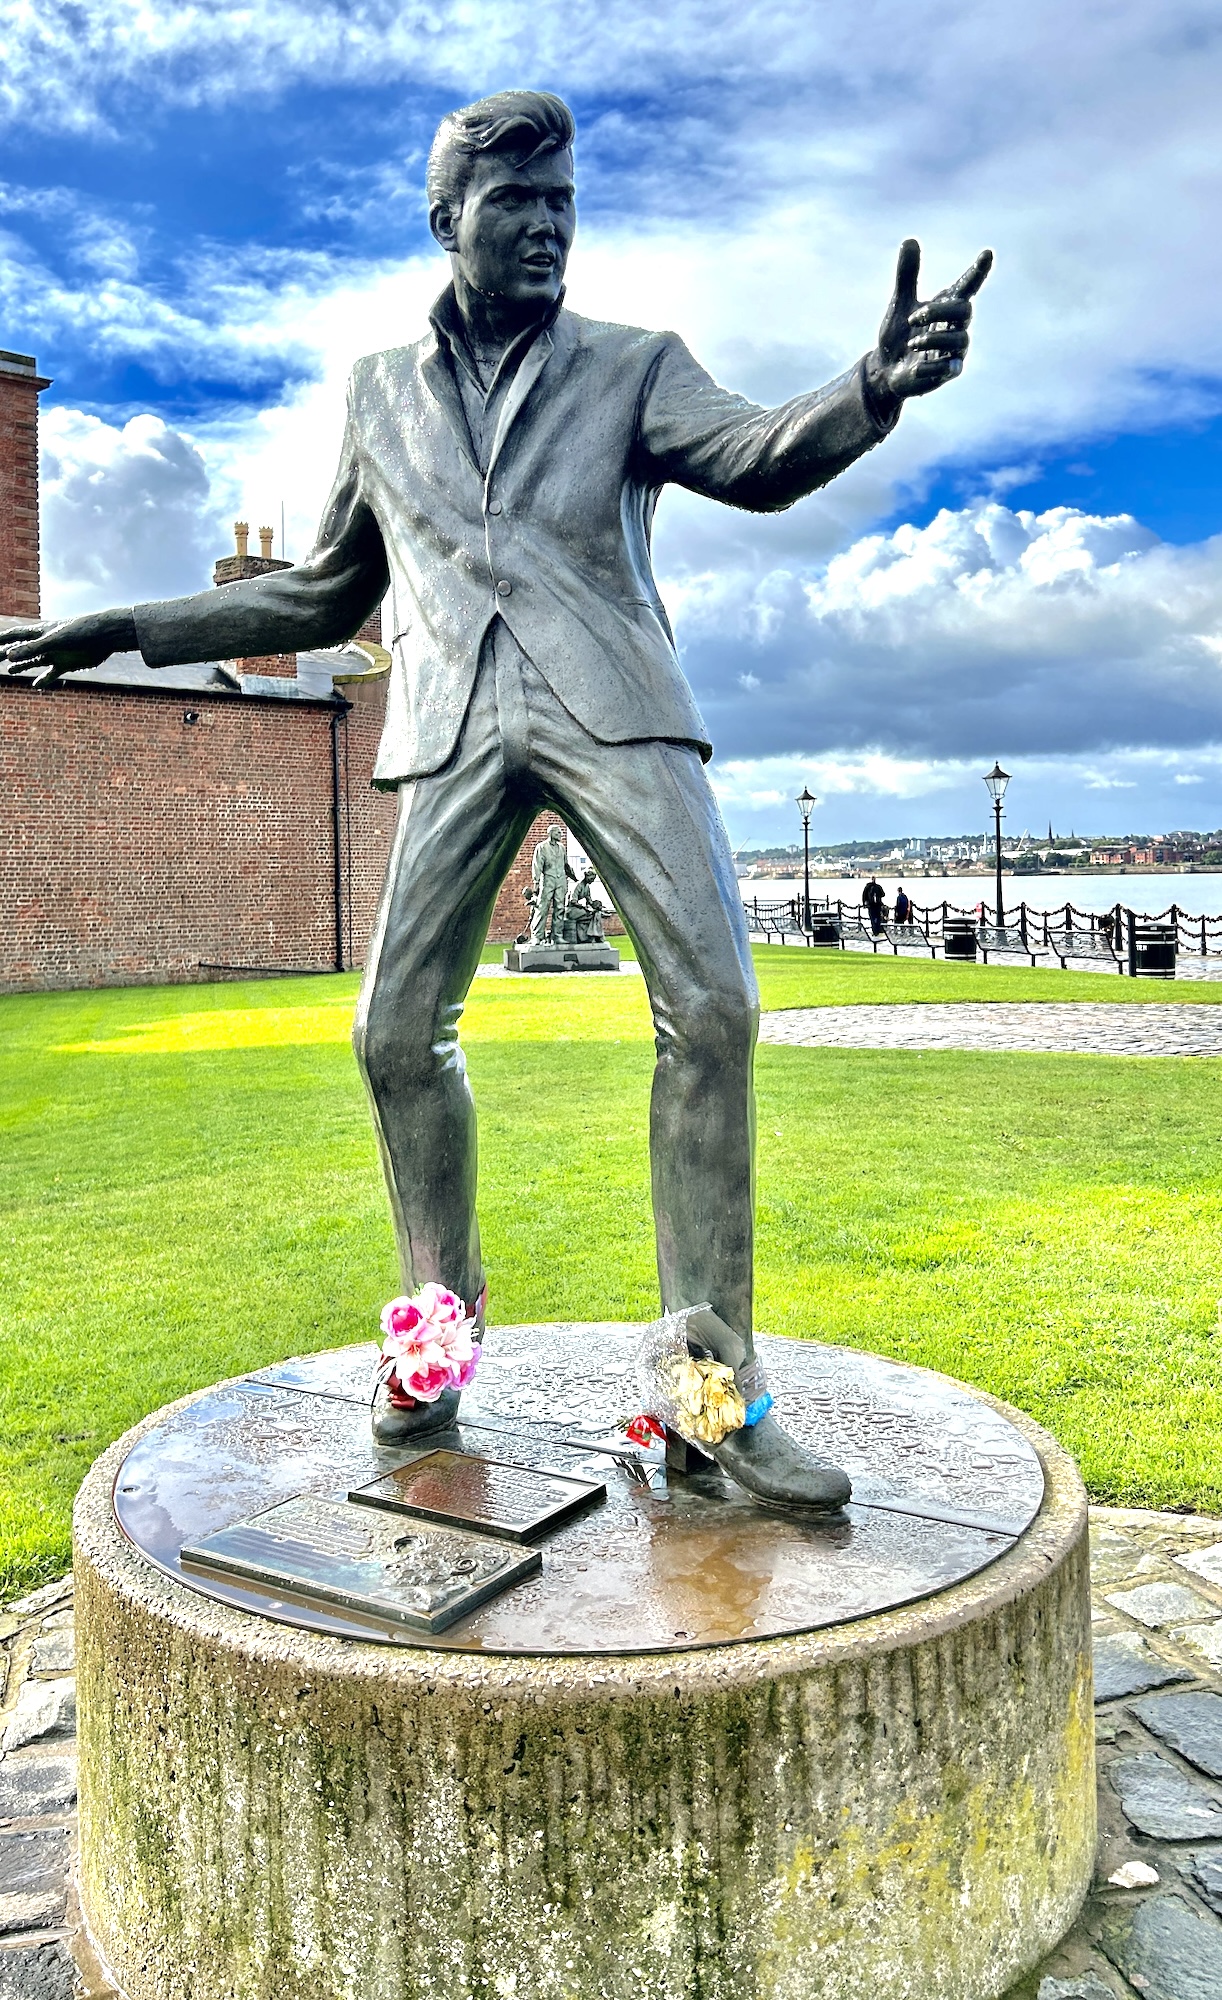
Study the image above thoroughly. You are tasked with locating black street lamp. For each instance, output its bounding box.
[797,787,817,930]
[983,762,1010,929]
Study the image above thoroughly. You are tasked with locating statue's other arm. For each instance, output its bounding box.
[638,241,991,514]
[1,406,388,688]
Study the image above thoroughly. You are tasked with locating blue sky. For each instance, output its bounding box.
[4,0,1222,846]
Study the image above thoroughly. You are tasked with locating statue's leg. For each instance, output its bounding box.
[512,645,848,1512]
[353,662,533,1317]
[555,744,759,1336]
[510,656,757,1327]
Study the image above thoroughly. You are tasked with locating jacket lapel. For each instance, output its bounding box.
[484,327,556,486]
[420,341,480,474]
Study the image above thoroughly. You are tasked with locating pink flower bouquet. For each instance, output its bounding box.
[375,1284,481,1408]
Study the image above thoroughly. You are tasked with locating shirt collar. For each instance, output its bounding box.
[429,282,563,389]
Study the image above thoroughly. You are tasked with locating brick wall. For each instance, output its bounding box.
[0,677,395,992]
[0,353,50,620]
[0,355,405,994]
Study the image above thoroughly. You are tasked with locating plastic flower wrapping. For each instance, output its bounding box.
[634,1306,748,1448]
[374,1283,481,1406]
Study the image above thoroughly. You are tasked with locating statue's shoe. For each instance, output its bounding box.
[710,1413,851,1518]
[372,1390,461,1445]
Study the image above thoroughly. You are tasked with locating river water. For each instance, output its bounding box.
[739,873,1222,921]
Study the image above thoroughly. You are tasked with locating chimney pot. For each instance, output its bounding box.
[0,346,50,619]
[234,521,249,559]
[258,525,274,559]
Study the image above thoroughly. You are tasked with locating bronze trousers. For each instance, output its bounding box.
[353,619,759,1334]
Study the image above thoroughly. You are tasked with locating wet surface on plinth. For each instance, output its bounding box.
[113,1325,1045,1654]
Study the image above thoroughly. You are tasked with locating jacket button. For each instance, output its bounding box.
[487,499,503,516]
[496,579,512,596]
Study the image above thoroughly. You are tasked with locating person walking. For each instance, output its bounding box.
[862,876,886,935]
[894,884,911,926]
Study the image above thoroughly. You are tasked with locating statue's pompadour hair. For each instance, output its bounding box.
[426,90,575,213]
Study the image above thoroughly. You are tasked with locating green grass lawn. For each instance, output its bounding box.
[489,934,1222,1007]
[1,953,1220,1597]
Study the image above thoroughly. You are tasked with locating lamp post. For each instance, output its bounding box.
[983,762,1010,929]
[797,787,817,931]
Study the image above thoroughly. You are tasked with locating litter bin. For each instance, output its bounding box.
[1129,922,1177,979]
[943,918,978,961]
[808,918,840,946]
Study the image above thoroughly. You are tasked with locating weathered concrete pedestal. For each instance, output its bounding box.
[74,1329,1094,2000]
[503,941,621,971]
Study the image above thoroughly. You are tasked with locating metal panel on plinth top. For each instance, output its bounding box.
[112,1324,1045,1655]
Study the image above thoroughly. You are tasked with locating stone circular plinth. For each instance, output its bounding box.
[74,1330,1095,2000]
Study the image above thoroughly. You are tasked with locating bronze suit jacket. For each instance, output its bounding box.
[134,295,896,785]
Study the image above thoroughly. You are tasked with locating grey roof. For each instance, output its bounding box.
[1,637,387,706]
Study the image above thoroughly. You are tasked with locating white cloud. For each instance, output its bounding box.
[674,501,1222,762]
[8,0,1222,848]
[40,408,230,614]
[36,252,448,605]
[5,0,1222,488]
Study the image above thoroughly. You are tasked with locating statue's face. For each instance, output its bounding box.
[435,146,575,307]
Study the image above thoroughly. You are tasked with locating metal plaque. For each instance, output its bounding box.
[181,1494,540,1634]
[349,1449,606,1543]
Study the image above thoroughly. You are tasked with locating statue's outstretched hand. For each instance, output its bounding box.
[871,239,993,406]
[0,608,138,688]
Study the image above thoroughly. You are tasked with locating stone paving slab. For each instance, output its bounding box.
[0,1941,77,2000]
[1131,1694,1222,1780]
[1106,1583,1222,1631]
[1097,1893,1222,2000]
[4,1503,1222,1998]
[759,1002,1222,1057]
[1107,1753,1222,1841]
[1012,1505,1222,1998]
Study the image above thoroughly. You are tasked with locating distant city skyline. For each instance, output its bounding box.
[2,3,1220,838]
[736,827,1221,859]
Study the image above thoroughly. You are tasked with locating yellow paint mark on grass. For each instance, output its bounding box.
[59,977,656,1054]
[59,1003,357,1055]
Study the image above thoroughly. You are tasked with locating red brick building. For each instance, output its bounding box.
[0,348,570,992]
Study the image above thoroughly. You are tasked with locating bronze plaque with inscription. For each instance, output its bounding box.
[181,1494,540,1634]
[349,1449,605,1543]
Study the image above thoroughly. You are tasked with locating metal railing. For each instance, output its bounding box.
[742,893,1210,975]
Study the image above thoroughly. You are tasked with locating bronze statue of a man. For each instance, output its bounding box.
[530,824,570,943]
[2,91,989,1511]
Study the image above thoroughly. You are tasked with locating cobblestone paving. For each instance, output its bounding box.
[4,1508,1221,1997]
[760,1002,1222,1058]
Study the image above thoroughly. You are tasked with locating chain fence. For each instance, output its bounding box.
[742,893,1220,975]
